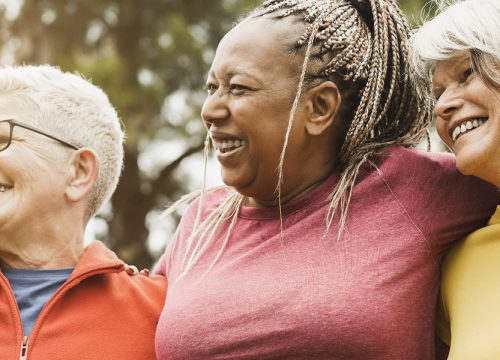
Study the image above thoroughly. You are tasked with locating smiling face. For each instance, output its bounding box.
[201,16,338,206]
[0,96,71,241]
[433,52,500,186]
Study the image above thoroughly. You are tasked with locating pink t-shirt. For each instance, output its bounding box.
[155,146,498,359]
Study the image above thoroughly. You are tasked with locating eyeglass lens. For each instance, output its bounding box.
[0,121,11,151]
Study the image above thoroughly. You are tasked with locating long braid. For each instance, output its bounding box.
[257,0,432,236]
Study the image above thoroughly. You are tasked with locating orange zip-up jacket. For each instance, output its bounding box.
[0,241,167,360]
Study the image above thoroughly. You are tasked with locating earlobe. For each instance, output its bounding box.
[305,81,341,136]
[65,149,99,203]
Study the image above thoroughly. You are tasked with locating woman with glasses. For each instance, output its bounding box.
[412,0,500,358]
[0,65,166,359]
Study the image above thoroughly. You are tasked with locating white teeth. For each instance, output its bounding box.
[0,186,7,192]
[451,118,487,142]
[211,138,247,153]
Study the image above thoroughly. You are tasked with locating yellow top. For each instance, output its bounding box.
[437,206,500,360]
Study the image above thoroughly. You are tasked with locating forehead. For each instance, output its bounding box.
[209,16,302,79]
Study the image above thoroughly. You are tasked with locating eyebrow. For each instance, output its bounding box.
[453,57,471,71]
[207,69,262,85]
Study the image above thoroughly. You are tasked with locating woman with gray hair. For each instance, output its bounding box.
[412,0,500,358]
[0,65,166,359]
[155,0,498,358]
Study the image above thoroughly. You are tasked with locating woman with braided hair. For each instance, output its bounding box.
[155,0,498,358]
[412,0,500,358]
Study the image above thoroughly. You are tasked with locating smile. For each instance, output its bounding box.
[211,138,247,154]
[451,118,487,142]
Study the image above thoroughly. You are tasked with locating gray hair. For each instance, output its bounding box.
[0,65,124,217]
[411,0,500,89]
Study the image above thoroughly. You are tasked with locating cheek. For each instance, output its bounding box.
[435,117,450,144]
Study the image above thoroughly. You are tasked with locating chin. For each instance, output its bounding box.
[221,169,254,192]
[222,179,273,202]
[455,158,478,178]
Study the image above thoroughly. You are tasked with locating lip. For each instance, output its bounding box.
[216,145,245,161]
[209,131,245,142]
[209,131,247,162]
[448,116,488,143]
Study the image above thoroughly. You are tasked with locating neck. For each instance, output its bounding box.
[0,244,83,269]
[0,227,85,270]
[247,171,332,208]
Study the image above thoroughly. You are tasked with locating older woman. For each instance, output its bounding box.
[0,65,166,359]
[155,0,498,359]
[412,0,500,358]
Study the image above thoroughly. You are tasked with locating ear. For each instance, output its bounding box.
[304,81,341,136]
[65,148,99,203]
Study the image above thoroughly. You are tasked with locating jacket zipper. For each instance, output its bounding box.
[1,264,122,359]
[19,336,28,360]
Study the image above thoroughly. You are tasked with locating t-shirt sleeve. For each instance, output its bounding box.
[153,253,168,276]
[154,224,184,279]
[378,147,499,256]
[153,187,231,280]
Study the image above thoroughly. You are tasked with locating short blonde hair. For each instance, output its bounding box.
[411,0,500,89]
[0,65,124,217]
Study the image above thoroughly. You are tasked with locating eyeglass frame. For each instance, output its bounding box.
[0,119,79,152]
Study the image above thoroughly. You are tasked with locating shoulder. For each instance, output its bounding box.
[80,242,167,304]
[369,146,498,245]
[159,186,236,277]
[109,263,166,294]
[376,146,456,176]
[106,268,167,312]
[181,186,236,223]
[375,146,495,194]
[121,267,167,293]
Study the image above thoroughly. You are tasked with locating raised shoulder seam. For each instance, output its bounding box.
[376,167,439,270]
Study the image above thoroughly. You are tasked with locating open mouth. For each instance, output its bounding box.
[451,118,487,142]
[211,138,247,154]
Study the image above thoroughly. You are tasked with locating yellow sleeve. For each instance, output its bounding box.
[435,290,451,346]
[440,207,500,360]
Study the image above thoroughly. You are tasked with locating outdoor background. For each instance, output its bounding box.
[0,0,436,269]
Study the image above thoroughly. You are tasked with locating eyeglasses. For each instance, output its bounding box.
[0,119,79,153]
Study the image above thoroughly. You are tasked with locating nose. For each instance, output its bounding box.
[201,92,230,127]
[434,88,465,121]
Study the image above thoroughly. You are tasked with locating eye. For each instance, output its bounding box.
[0,135,9,146]
[203,82,218,95]
[462,67,475,82]
[229,83,249,95]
